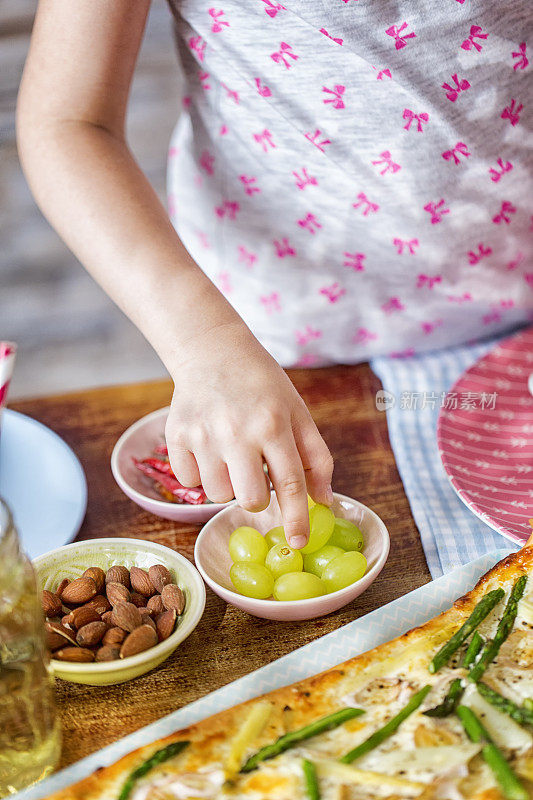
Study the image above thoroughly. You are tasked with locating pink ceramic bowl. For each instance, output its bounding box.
[111,407,228,523]
[194,492,390,621]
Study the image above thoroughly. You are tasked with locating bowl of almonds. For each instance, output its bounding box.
[33,538,206,685]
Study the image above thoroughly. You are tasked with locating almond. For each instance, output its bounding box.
[161,584,185,615]
[105,565,130,588]
[148,564,172,594]
[55,647,95,663]
[46,629,69,652]
[130,592,147,608]
[41,590,63,618]
[101,610,114,627]
[146,595,165,616]
[45,620,78,647]
[61,613,75,629]
[106,582,131,606]
[83,566,106,594]
[156,609,177,641]
[130,567,156,598]
[56,578,70,596]
[70,606,101,630]
[82,595,112,615]
[76,621,107,647]
[140,610,157,632]
[61,576,97,605]
[120,625,158,659]
[95,645,121,662]
[102,627,127,646]
[111,601,142,633]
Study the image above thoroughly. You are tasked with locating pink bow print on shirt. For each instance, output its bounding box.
[423,199,450,224]
[261,0,285,17]
[447,292,472,303]
[352,192,380,216]
[442,142,470,164]
[382,297,405,313]
[271,42,298,68]
[506,252,523,271]
[373,66,392,80]
[208,8,229,32]
[199,150,215,175]
[296,325,322,346]
[385,22,416,50]
[239,175,260,195]
[393,238,419,255]
[261,292,281,314]
[215,200,240,219]
[320,283,346,303]
[488,158,513,182]
[403,108,429,132]
[492,201,517,225]
[254,78,272,97]
[417,273,442,288]
[352,328,377,345]
[501,99,523,126]
[320,28,343,45]
[343,252,366,271]
[199,71,210,90]
[254,129,276,152]
[188,35,206,62]
[442,74,470,102]
[421,319,443,334]
[304,129,331,152]
[273,238,296,257]
[298,213,322,234]
[237,245,257,268]
[293,168,317,190]
[468,243,492,264]
[323,85,346,109]
[461,25,488,52]
[217,271,232,293]
[371,151,401,175]
[512,43,529,71]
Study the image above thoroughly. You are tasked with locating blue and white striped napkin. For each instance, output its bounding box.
[371,337,519,578]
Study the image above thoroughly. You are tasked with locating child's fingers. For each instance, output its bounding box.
[193,453,234,504]
[292,408,334,506]
[263,437,309,549]
[166,445,201,488]
[226,450,271,512]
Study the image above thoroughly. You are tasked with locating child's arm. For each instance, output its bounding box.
[17,0,333,546]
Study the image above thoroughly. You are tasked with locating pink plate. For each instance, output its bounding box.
[111,407,228,523]
[437,327,533,545]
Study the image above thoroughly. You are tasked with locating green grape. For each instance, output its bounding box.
[300,504,335,554]
[303,545,345,578]
[265,525,286,549]
[228,526,268,564]
[265,543,303,580]
[273,572,326,601]
[322,551,367,593]
[328,518,364,552]
[230,562,274,599]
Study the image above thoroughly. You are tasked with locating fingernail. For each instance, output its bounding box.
[326,485,334,504]
[288,534,308,550]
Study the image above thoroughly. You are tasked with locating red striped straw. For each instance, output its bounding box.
[0,342,17,412]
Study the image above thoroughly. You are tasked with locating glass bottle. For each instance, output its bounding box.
[0,499,60,796]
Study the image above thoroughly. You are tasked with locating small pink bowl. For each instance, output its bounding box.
[194,492,390,621]
[111,407,227,523]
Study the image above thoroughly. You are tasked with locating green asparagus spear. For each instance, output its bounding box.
[423,678,464,718]
[240,707,364,773]
[118,741,189,800]
[428,588,504,673]
[456,706,527,800]
[469,576,527,683]
[476,682,533,726]
[462,630,485,668]
[524,699,533,712]
[340,685,431,764]
[302,759,321,800]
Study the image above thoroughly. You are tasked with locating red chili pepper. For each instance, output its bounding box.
[133,459,207,504]
[154,443,169,456]
[140,457,175,477]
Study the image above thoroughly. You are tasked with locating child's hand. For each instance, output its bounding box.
[165,321,333,548]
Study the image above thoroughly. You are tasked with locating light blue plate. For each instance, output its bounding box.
[0,409,87,558]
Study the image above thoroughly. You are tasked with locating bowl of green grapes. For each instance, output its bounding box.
[194,492,389,620]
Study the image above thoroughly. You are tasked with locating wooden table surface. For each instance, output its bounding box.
[11,364,431,770]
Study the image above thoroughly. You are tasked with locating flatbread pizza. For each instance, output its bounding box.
[48,543,533,800]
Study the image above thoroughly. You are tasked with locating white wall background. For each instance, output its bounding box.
[1,0,183,398]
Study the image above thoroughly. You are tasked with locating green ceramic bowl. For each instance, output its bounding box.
[33,538,206,686]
